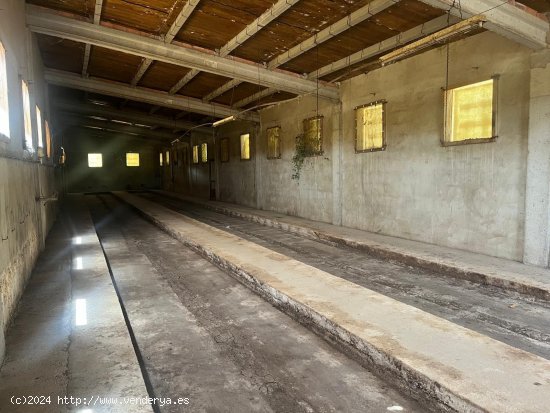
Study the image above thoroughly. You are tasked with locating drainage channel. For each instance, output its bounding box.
[88,193,426,413]
[137,192,550,361]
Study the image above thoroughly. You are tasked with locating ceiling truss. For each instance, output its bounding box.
[27,5,339,101]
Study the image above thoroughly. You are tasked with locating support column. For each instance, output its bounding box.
[331,101,343,226]
[254,121,262,209]
[523,49,550,267]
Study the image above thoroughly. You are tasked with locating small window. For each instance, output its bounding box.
[303,116,323,155]
[192,145,199,164]
[126,152,140,167]
[88,153,103,168]
[36,105,43,149]
[165,150,170,165]
[22,80,33,151]
[355,101,386,152]
[220,138,229,162]
[45,120,52,158]
[267,126,281,159]
[159,152,163,166]
[444,78,497,145]
[0,41,9,138]
[240,133,250,160]
[201,142,208,163]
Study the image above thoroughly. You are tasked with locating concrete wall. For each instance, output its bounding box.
[216,120,259,208]
[63,127,161,193]
[0,1,58,362]
[339,32,530,261]
[523,49,550,267]
[182,31,533,263]
[161,131,214,198]
[255,98,340,223]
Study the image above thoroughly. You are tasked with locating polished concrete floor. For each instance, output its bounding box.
[0,197,149,413]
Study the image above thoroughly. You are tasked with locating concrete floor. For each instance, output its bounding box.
[0,197,150,413]
[139,192,550,360]
[87,194,424,412]
[116,190,550,413]
[3,191,549,412]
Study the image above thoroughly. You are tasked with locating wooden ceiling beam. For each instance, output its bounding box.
[27,6,338,101]
[82,0,104,77]
[58,113,180,140]
[310,14,456,80]
[170,0,301,95]
[204,0,398,102]
[131,0,201,87]
[233,88,280,109]
[52,98,210,132]
[232,15,456,108]
[418,0,548,49]
[44,69,260,121]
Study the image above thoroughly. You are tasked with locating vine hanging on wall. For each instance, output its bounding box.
[291,134,315,180]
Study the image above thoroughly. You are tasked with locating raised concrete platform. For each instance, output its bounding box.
[0,195,151,413]
[153,190,550,301]
[118,191,550,413]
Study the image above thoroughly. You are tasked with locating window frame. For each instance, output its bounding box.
[302,115,323,156]
[220,138,230,163]
[192,145,199,164]
[240,133,251,161]
[45,120,52,158]
[266,126,281,160]
[0,40,10,140]
[87,153,103,168]
[200,142,208,163]
[36,105,43,150]
[126,152,140,167]
[442,76,499,147]
[21,79,33,152]
[354,100,387,154]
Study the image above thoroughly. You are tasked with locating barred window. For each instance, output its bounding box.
[266,126,281,159]
[355,101,386,152]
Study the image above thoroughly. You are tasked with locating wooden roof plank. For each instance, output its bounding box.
[26,6,339,100]
[170,0,300,95]
[204,0,397,102]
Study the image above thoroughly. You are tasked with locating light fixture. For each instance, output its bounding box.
[379,15,487,66]
[212,115,236,128]
[209,88,324,130]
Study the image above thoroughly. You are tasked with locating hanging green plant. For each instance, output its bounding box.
[291,134,315,180]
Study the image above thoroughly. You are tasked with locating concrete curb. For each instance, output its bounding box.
[117,191,550,413]
[152,190,550,302]
[115,192,467,412]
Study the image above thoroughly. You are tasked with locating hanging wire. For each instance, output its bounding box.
[316,43,319,118]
